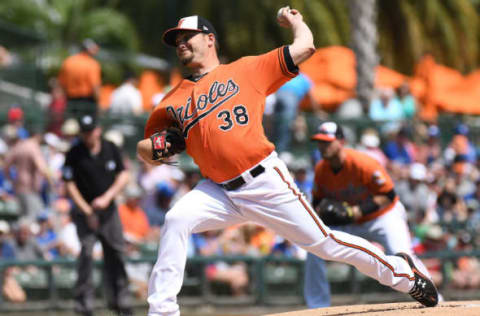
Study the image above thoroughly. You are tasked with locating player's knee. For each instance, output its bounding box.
[163,210,190,231]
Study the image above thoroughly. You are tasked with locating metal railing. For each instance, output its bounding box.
[1,250,480,312]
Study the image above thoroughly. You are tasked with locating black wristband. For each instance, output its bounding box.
[359,199,380,216]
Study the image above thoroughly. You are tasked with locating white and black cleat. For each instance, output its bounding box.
[396,252,439,307]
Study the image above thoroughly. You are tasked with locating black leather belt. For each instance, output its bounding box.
[220,165,265,191]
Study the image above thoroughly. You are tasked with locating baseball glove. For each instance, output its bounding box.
[315,198,355,226]
[150,127,186,164]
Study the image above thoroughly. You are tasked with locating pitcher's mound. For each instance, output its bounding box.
[266,301,480,316]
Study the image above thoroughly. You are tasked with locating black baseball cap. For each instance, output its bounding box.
[311,122,344,142]
[78,114,97,132]
[163,15,217,47]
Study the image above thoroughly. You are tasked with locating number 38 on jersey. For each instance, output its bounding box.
[217,105,249,131]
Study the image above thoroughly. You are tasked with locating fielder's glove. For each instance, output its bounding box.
[150,127,186,164]
[316,198,355,226]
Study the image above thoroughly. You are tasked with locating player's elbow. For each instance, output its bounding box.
[301,43,316,59]
[290,44,316,65]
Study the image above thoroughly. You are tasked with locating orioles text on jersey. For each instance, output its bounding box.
[166,79,240,137]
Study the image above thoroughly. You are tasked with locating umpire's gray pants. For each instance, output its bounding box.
[73,206,130,313]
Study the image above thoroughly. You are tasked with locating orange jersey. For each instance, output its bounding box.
[58,52,101,98]
[313,148,398,222]
[144,47,297,183]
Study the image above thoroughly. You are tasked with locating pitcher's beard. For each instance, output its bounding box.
[180,55,193,66]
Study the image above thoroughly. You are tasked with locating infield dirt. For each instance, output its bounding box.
[266,301,480,316]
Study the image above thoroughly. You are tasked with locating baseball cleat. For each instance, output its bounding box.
[395,252,439,307]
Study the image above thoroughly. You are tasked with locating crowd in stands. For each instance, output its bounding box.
[2,102,480,301]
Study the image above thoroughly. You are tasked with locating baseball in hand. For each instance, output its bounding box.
[277,6,291,27]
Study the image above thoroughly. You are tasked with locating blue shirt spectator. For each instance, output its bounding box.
[273,73,315,153]
[369,88,404,121]
[277,73,313,100]
[0,221,15,260]
[383,127,415,164]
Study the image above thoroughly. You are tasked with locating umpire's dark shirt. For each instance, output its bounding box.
[62,139,125,208]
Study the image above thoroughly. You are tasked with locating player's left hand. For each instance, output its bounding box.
[137,127,186,166]
[315,198,357,226]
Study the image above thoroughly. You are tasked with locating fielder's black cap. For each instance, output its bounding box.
[78,114,98,132]
[163,15,217,47]
[311,121,344,142]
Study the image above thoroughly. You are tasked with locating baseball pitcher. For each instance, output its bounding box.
[137,7,438,316]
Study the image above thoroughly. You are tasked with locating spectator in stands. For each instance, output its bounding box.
[137,162,184,225]
[396,81,417,119]
[7,106,29,139]
[193,229,250,296]
[11,221,44,261]
[56,209,81,258]
[109,71,143,116]
[9,221,46,302]
[118,184,151,243]
[436,176,468,222]
[396,163,436,223]
[444,123,476,175]
[35,212,59,260]
[335,98,363,119]
[383,126,416,165]
[289,159,314,202]
[416,125,442,166]
[369,87,404,122]
[271,235,306,259]
[58,39,101,120]
[412,224,446,286]
[62,114,131,316]
[124,237,151,300]
[144,181,176,228]
[0,220,14,259]
[0,220,26,303]
[450,231,480,289]
[273,72,317,153]
[61,118,80,144]
[46,78,67,136]
[43,132,67,181]
[243,223,276,256]
[4,128,53,221]
[0,139,19,216]
[357,129,388,167]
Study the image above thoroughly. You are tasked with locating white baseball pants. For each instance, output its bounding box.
[147,152,416,316]
[335,200,431,278]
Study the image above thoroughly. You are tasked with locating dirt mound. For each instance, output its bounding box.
[266,301,480,316]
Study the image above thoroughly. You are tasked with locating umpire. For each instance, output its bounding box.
[63,114,131,316]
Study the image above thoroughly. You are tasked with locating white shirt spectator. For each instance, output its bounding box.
[109,81,143,115]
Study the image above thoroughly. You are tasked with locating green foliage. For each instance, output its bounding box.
[380,0,479,73]
[1,0,480,78]
[0,0,141,87]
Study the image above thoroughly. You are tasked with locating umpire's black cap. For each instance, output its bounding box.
[163,15,217,47]
[78,114,98,132]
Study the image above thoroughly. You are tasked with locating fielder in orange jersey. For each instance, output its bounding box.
[137,8,438,316]
[304,121,438,308]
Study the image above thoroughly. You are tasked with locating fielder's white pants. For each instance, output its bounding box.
[334,200,431,278]
[147,152,416,316]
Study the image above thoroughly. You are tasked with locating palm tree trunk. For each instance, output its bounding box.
[349,0,378,114]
